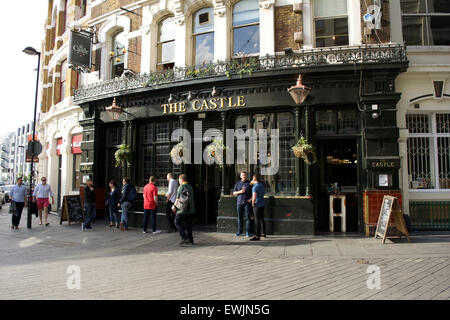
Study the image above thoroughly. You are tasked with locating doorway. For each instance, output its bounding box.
[57,155,62,210]
[316,139,358,232]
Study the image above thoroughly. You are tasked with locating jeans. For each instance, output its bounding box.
[174,214,193,242]
[11,202,25,227]
[83,203,96,228]
[143,209,157,232]
[237,202,252,234]
[253,206,265,238]
[121,201,132,229]
[165,200,177,231]
[109,206,119,224]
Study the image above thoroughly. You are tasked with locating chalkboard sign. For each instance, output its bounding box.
[375,195,410,244]
[60,195,84,225]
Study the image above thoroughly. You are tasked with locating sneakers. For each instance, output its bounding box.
[249,237,260,241]
[143,231,148,234]
[179,239,189,246]
[235,232,243,236]
[153,230,162,234]
[246,232,253,237]
[120,223,125,231]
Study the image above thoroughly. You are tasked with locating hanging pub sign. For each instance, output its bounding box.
[68,30,92,71]
[71,135,82,154]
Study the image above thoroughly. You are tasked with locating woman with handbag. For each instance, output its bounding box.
[107,180,121,228]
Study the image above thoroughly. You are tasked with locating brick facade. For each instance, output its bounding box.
[91,0,135,19]
[127,36,142,73]
[363,190,403,236]
[275,5,302,52]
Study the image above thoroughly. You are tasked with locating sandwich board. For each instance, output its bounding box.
[375,195,410,244]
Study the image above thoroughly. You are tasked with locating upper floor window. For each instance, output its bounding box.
[314,0,348,47]
[193,7,214,65]
[111,30,126,78]
[80,0,87,17]
[401,0,450,45]
[60,59,67,102]
[64,0,69,33]
[232,0,260,56]
[157,16,175,70]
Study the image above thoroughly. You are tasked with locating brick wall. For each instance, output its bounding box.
[275,5,302,52]
[361,0,391,44]
[364,189,402,236]
[128,37,141,73]
[91,0,135,19]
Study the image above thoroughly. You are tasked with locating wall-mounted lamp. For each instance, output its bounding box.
[105,97,135,120]
[288,74,311,105]
[168,94,175,104]
[187,91,195,101]
[211,87,218,97]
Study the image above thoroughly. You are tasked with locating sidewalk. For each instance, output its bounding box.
[0,204,449,300]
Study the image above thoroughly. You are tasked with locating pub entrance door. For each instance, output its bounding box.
[316,139,359,232]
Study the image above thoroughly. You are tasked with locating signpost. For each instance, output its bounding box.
[375,195,410,244]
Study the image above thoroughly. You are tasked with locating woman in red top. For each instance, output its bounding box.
[143,176,160,234]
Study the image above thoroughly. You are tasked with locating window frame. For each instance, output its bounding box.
[313,0,349,48]
[232,0,260,58]
[193,7,215,65]
[111,29,126,78]
[157,15,176,70]
[59,59,67,103]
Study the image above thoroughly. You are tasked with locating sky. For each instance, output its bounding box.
[0,1,48,138]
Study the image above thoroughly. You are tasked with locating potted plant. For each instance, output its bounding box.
[170,141,188,165]
[292,136,317,165]
[206,138,227,168]
[114,144,133,168]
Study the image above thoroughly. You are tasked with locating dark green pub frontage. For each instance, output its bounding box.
[74,45,408,235]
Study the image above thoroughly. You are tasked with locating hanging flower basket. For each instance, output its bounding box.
[292,136,317,165]
[114,144,132,168]
[170,142,188,165]
[206,138,227,168]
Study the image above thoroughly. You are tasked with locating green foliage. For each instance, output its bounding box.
[114,144,132,168]
[292,136,317,165]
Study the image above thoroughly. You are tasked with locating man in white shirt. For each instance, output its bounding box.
[165,173,178,232]
[32,177,55,226]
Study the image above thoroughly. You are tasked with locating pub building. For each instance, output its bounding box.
[74,44,407,235]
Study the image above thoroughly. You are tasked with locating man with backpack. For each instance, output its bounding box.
[173,174,195,246]
[118,177,136,231]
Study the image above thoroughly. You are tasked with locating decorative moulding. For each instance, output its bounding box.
[259,0,275,9]
[214,0,226,17]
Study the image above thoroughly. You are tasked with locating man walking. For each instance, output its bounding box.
[173,174,195,245]
[165,173,178,232]
[250,173,266,241]
[10,177,27,229]
[32,177,55,226]
[82,179,96,231]
[233,171,253,237]
[119,177,136,230]
[143,176,160,234]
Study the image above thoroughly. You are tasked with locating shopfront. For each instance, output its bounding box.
[74,46,408,235]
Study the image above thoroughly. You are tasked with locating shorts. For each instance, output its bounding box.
[36,198,50,210]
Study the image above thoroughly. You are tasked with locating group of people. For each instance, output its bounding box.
[233,171,266,241]
[9,176,55,229]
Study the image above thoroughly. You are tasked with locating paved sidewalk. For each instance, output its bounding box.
[0,205,449,300]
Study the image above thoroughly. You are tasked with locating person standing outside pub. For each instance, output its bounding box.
[165,173,178,232]
[119,177,136,231]
[10,177,27,229]
[32,177,55,226]
[143,176,161,234]
[233,171,253,237]
[107,180,121,228]
[173,174,195,245]
[250,173,266,241]
[82,179,96,230]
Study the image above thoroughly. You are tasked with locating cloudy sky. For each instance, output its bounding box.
[0,1,47,138]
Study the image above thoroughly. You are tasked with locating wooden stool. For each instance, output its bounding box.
[329,194,346,232]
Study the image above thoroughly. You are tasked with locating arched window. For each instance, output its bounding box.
[232,0,260,56]
[111,30,126,78]
[60,59,67,102]
[193,7,214,65]
[63,0,69,33]
[157,16,175,70]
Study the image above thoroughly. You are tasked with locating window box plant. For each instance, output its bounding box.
[292,136,317,165]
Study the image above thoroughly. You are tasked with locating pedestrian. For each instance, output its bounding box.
[32,177,55,226]
[250,173,266,241]
[107,179,121,228]
[9,177,27,230]
[118,177,136,231]
[143,176,161,234]
[232,171,253,237]
[82,179,96,230]
[173,174,195,246]
[165,172,178,232]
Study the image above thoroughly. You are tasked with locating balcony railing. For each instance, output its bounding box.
[74,44,407,102]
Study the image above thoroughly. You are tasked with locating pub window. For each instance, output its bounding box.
[111,30,126,78]
[400,0,450,46]
[314,0,349,47]
[73,153,81,190]
[106,126,123,184]
[407,113,450,190]
[60,59,67,102]
[157,16,175,71]
[316,109,358,134]
[140,120,181,189]
[193,7,214,65]
[232,0,260,56]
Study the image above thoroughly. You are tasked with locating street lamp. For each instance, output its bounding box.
[23,46,41,229]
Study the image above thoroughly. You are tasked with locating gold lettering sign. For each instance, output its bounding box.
[161,96,246,114]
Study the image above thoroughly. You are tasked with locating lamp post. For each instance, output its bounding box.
[23,46,41,229]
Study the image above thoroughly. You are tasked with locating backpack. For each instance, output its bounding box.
[127,185,137,202]
[176,186,191,212]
